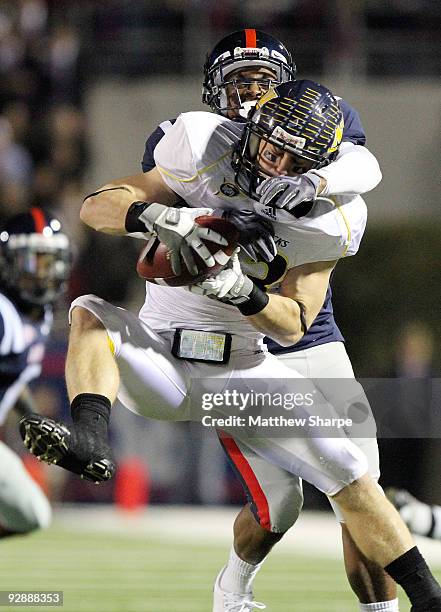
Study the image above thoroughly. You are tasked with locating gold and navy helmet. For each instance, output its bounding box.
[202,29,295,118]
[0,207,71,306]
[232,79,344,199]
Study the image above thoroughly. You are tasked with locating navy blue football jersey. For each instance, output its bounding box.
[0,292,52,425]
[141,101,366,353]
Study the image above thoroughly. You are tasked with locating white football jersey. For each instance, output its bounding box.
[139,112,367,340]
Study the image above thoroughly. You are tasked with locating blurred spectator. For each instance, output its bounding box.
[18,0,48,40]
[0,116,32,184]
[49,105,89,179]
[0,180,29,222]
[378,321,437,499]
[47,24,81,105]
[56,179,87,250]
[0,0,87,227]
[30,163,61,208]
[2,100,32,154]
[395,321,435,379]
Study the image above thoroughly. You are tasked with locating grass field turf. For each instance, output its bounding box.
[2,525,440,611]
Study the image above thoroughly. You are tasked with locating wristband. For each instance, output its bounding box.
[124,201,151,233]
[237,284,269,316]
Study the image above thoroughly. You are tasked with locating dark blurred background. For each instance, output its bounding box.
[0,0,440,511]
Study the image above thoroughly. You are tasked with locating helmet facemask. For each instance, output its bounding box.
[205,57,291,119]
[0,231,71,306]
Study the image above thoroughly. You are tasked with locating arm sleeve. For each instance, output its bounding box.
[311,142,382,196]
[141,119,177,173]
[340,99,366,145]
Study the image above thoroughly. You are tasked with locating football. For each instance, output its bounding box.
[136,215,240,287]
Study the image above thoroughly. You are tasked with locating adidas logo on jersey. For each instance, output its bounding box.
[262,206,277,220]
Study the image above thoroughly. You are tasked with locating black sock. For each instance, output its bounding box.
[385,546,441,610]
[71,393,111,438]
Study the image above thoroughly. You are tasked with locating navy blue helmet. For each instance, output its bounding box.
[202,29,296,118]
[0,208,71,306]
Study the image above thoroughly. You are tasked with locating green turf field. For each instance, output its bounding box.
[1,527,439,611]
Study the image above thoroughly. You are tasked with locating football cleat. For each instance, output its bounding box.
[19,415,116,484]
[213,567,266,611]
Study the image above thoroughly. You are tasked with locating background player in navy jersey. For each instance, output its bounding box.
[0,207,70,538]
[141,30,399,612]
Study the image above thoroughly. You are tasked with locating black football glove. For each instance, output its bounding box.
[222,209,277,263]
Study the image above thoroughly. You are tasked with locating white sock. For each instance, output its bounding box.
[220,547,264,594]
[359,599,399,611]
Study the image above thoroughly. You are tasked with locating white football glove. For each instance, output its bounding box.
[189,250,254,305]
[139,203,228,276]
[256,172,321,211]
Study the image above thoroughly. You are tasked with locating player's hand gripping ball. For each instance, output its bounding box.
[137,215,239,287]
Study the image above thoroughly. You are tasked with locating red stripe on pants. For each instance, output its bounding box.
[219,432,271,530]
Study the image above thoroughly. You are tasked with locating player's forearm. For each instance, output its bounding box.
[80,171,178,234]
[80,183,141,234]
[245,260,334,345]
[247,293,305,347]
[312,142,382,196]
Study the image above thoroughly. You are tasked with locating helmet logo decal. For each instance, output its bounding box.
[255,88,277,109]
[272,125,305,149]
[233,46,270,60]
[329,116,344,153]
